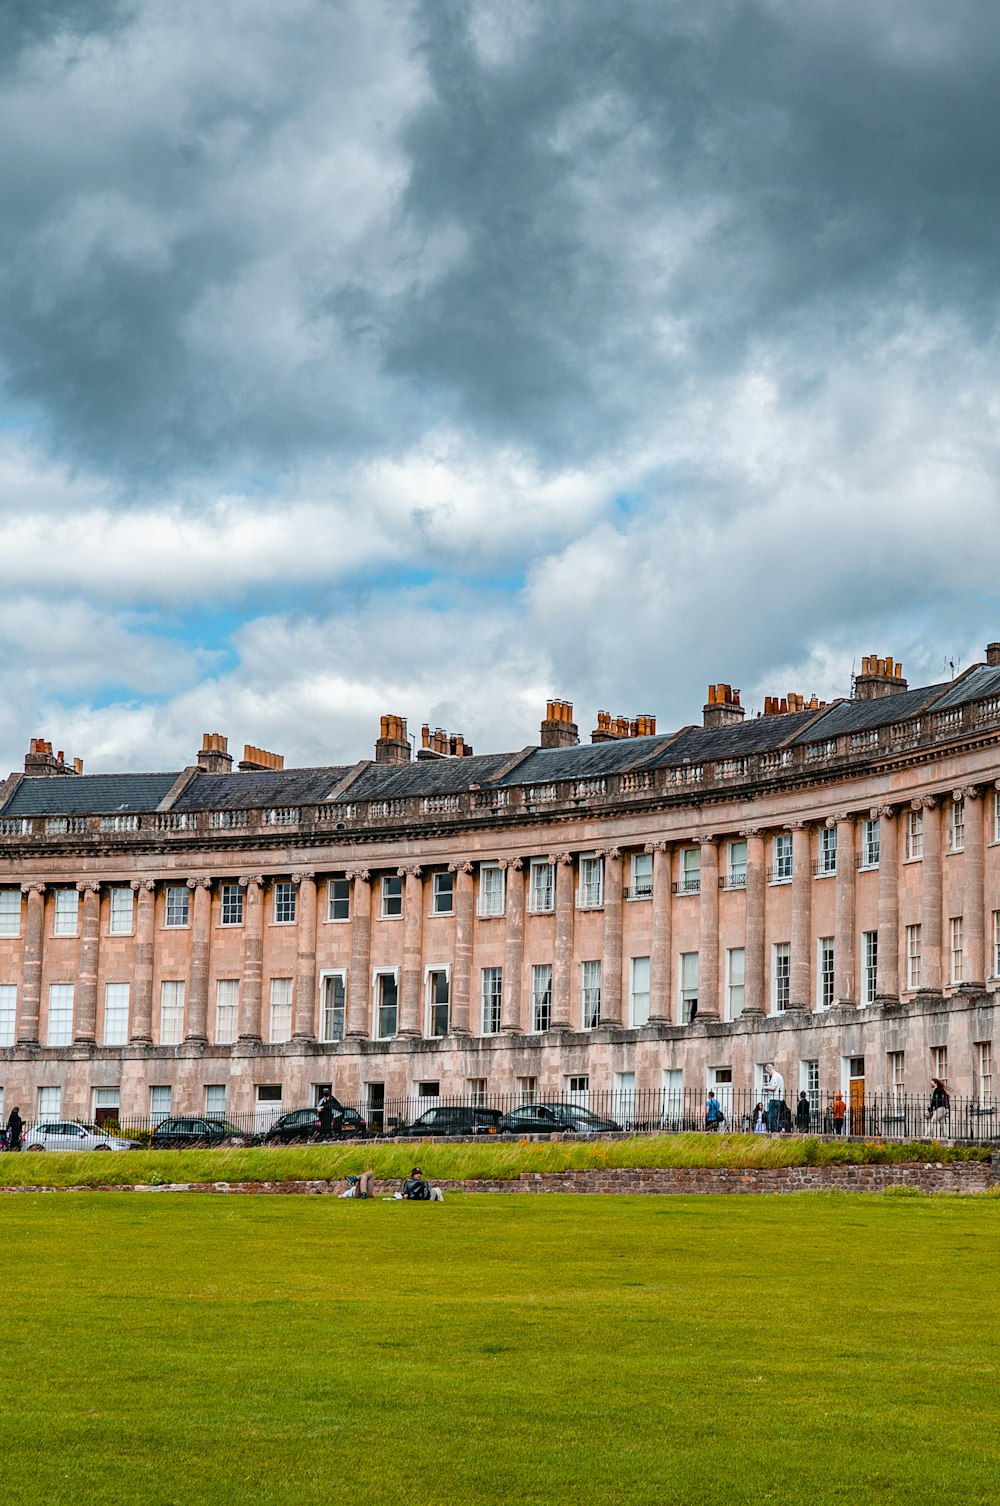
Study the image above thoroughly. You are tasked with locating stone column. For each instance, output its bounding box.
[237,876,265,1040]
[742,831,765,1017]
[551,852,575,1028]
[185,876,213,1042]
[501,859,524,1033]
[345,870,372,1038]
[958,785,985,988]
[292,872,318,1040]
[449,862,474,1035]
[646,843,672,1022]
[916,797,942,994]
[833,815,857,1006]
[789,823,812,1011]
[599,848,624,1026]
[697,837,720,1020]
[74,881,101,1044]
[874,805,899,1001]
[17,883,46,1044]
[130,880,156,1042]
[398,867,424,1037]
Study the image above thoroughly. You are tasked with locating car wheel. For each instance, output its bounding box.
[26,1144,45,1152]
[94,1145,111,1152]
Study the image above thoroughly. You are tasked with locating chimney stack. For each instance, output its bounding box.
[591,710,657,743]
[198,732,233,774]
[541,699,579,749]
[703,684,745,729]
[416,722,474,760]
[854,654,908,701]
[239,745,284,772]
[375,714,411,765]
[23,737,82,778]
[986,642,1000,667]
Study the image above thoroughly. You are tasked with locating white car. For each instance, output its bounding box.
[22,1120,141,1152]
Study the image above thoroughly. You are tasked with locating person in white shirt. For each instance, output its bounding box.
[763,1063,785,1132]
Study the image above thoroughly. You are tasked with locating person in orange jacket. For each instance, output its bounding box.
[831,1092,847,1136]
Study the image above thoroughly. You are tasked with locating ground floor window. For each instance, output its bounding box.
[205,1084,227,1117]
[38,1086,62,1118]
[150,1085,171,1123]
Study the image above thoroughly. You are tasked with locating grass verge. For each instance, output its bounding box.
[0,1132,988,1189]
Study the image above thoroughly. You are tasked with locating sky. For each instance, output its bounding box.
[1,0,999,777]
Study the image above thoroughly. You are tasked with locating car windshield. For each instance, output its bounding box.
[206,1120,243,1135]
[548,1104,602,1123]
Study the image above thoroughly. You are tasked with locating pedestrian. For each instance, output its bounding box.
[6,1105,24,1152]
[763,1063,785,1133]
[795,1091,811,1133]
[316,1091,337,1142]
[704,1091,725,1132]
[831,1091,846,1136]
[927,1077,950,1136]
[752,1103,768,1133]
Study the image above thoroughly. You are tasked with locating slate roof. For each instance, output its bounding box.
[2,773,180,817]
[494,736,672,787]
[173,768,353,812]
[793,683,947,740]
[345,752,517,800]
[930,664,1000,710]
[648,710,823,766]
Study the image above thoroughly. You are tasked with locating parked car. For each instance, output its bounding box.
[395,1105,503,1137]
[262,1105,369,1144]
[150,1117,258,1149]
[497,1103,622,1136]
[23,1120,142,1152]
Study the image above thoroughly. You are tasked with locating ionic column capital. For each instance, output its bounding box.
[186,875,213,890]
[239,874,265,888]
[834,811,853,824]
[76,880,101,893]
[954,784,980,802]
[498,857,522,871]
[644,840,669,853]
[398,865,422,878]
[738,826,762,839]
[911,796,938,811]
[345,867,370,882]
[21,881,46,894]
[548,852,573,866]
[871,804,896,821]
[448,860,474,874]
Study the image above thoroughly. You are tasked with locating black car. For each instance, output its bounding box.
[150,1116,258,1149]
[263,1105,369,1144]
[395,1105,503,1137]
[497,1103,621,1136]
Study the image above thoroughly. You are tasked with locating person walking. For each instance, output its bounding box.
[763,1063,785,1133]
[795,1091,811,1133]
[831,1091,846,1136]
[927,1077,950,1136]
[6,1105,24,1151]
[316,1091,337,1142]
[704,1091,725,1132]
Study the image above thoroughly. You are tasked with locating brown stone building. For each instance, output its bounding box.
[2,647,1000,1131]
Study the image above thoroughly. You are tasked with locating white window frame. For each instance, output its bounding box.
[771,833,792,883]
[906,924,921,990]
[269,977,293,1043]
[425,965,450,1038]
[46,983,74,1046]
[107,886,134,936]
[380,874,403,919]
[949,797,965,852]
[215,979,239,1044]
[38,1086,63,1119]
[679,847,701,895]
[860,819,880,871]
[862,931,878,1005]
[150,1085,172,1124]
[0,889,20,938]
[320,969,347,1043]
[205,1084,227,1117]
[53,888,80,937]
[772,942,790,1012]
[221,883,244,927]
[949,916,963,985]
[725,947,745,1019]
[577,854,604,909]
[630,956,651,1027]
[628,851,653,900]
[818,826,837,876]
[373,968,400,1039]
[818,938,835,1009]
[725,840,747,889]
[327,878,350,922]
[160,980,185,1044]
[906,810,924,860]
[993,910,1000,980]
[481,966,502,1035]
[164,886,189,928]
[103,982,130,1046]
[994,791,1000,846]
[975,1041,993,1107]
[431,872,454,915]
[678,952,698,1024]
[478,864,505,919]
[0,984,16,1047]
[888,1051,905,1110]
[580,960,601,1029]
[528,860,554,914]
[273,880,297,925]
[531,963,552,1032]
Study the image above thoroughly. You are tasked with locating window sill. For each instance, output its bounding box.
[323,916,350,924]
[813,870,836,880]
[576,902,605,912]
[857,864,879,874]
[378,913,403,922]
[767,878,791,888]
[476,911,504,921]
[429,909,454,919]
[526,906,555,916]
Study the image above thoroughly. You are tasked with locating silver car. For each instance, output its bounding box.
[22,1120,142,1152]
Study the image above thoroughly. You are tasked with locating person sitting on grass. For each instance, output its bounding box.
[339,1171,375,1199]
[396,1166,444,1202]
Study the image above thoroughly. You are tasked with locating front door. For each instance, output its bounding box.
[849,1077,865,1136]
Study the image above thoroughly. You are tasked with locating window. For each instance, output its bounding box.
[906,810,924,860]
[92,1087,120,1125]
[531,964,552,1032]
[679,952,698,1024]
[376,875,401,919]
[975,1042,993,1107]
[516,1076,537,1103]
[150,1085,172,1124]
[726,948,745,1019]
[376,972,399,1038]
[906,925,921,990]
[160,981,185,1044]
[478,864,505,918]
[165,886,189,928]
[0,889,20,937]
[931,1044,948,1083]
[678,848,700,895]
[427,970,449,1037]
[103,983,130,1046]
[818,826,837,875]
[860,819,880,870]
[993,910,1000,980]
[630,956,650,1026]
[53,888,80,936]
[215,980,238,1044]
[567,1075,589,1106]
[481,967,502,1034]
[205,1085,227,1116]
[818,939,835,1009]
[862,931,878,1005]
[725,840,747,889]
[38,1086,62,1118]
[47,983,74,1046]
[577,855,604,908]
[888,1051,905,1110]
[327,878,350,922]
[581,960,601,1029]
[772,942,790,1012]
[771,833,792,883]
[803,1059,820,1116]
[416,1081,440,1101]
[221,883,244,926]
[628,852,652,899]
[321,973,346,1042]
[108,887,134,936]
[528,860,554,913]
[269,978,293,1043]
[949,797,965,852]
[950,917,963,985]
[468,1078,488,1106]
[273,881,296,924]
[0,985,16,1047]
[432,872,454,915]
[994,791,1000,845]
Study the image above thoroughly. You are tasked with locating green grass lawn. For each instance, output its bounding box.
[1,1194,999,1506]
